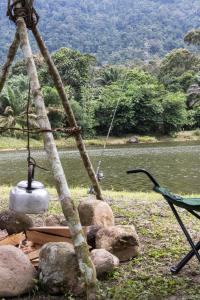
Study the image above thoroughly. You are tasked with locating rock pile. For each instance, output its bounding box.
[0,210,33,235]
[0,200,140,298]
[78,200,140,262]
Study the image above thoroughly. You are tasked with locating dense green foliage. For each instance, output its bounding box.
[0,0,200,64]
[158,49,200,92]
[93,67,193,136]
[185,29,200,46]
[1,44,200,138]
[0,75,38,135]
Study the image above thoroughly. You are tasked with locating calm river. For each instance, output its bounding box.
[1,141,200,194]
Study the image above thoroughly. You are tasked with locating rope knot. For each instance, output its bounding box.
[7,0,39,29]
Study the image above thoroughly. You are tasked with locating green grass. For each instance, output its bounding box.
[0,186,200,299]
[0,137,76,150]
[0,137,42,150]
[193,129,200,137]
[1,130,200,151]
[138,136,158,143]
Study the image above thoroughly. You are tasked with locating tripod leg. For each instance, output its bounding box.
[16,16,97,298]
[171,241,200,274]
[32,26,103,201]
[0,31,20,93]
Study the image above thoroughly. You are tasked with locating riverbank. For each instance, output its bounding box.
[0,130,200,151]
[0,186,199,299]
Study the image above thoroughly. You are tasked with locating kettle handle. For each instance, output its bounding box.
[27,164,35,190]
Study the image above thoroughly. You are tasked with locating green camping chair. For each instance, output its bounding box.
[127,169,200,274]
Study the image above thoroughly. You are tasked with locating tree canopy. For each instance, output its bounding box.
[1,44,200,137]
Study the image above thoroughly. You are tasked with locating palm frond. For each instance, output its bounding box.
[17,113,39,129]
[46,106,64,114]
[0,115,15,128]
[4,106,14,116]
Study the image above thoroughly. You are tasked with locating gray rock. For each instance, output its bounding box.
[33,215,45,227]
[96,225,140,262]
[0,245,36,297]
[33,214,64,227]
[45,214,61,226]
[127,136,139,144]
[78,200,115,227]
[91,249,119,277]
[87,225,102,249]
[0,210,33,235]
[39,242,83,296]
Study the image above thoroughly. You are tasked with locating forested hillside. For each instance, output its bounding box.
[0,0,199,64]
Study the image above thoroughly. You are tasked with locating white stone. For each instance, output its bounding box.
[78,200,115,227]
[0,245,36,297]
[91,249,119,277]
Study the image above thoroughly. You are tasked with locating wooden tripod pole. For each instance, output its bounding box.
[0,31,20,93]
[15,16,97,300]
[32,26,103,201]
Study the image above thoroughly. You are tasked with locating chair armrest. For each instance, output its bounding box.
[127,168,160,188]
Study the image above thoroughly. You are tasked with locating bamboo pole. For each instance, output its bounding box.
[0,31,20,93]
[16,17,97,300]
[32,26,103,201]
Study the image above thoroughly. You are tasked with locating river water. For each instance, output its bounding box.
[1,141,200,194]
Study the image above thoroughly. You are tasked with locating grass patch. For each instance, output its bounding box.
[0,186,200,299]
[193,129,200,137]
[0,137,42,150]
[138,136,158,143]
[0,137,77,150]
[0,131,200,151]
[172,130,200,141]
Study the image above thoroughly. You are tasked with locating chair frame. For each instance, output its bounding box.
[127,168,200,274]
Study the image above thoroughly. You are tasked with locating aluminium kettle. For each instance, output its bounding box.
[9,164,49,214]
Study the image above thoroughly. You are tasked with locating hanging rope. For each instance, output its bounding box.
[26,80,31,165]
[0,81,81,138]
[0,77,81,178]
[26,81,48,174]
[7,0,39,29]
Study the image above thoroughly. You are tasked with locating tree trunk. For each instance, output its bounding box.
[32,26,103,201]
[0,31,20,93]
[17,18,97,299]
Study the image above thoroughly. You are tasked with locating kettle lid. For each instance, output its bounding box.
[17,180,44,189]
